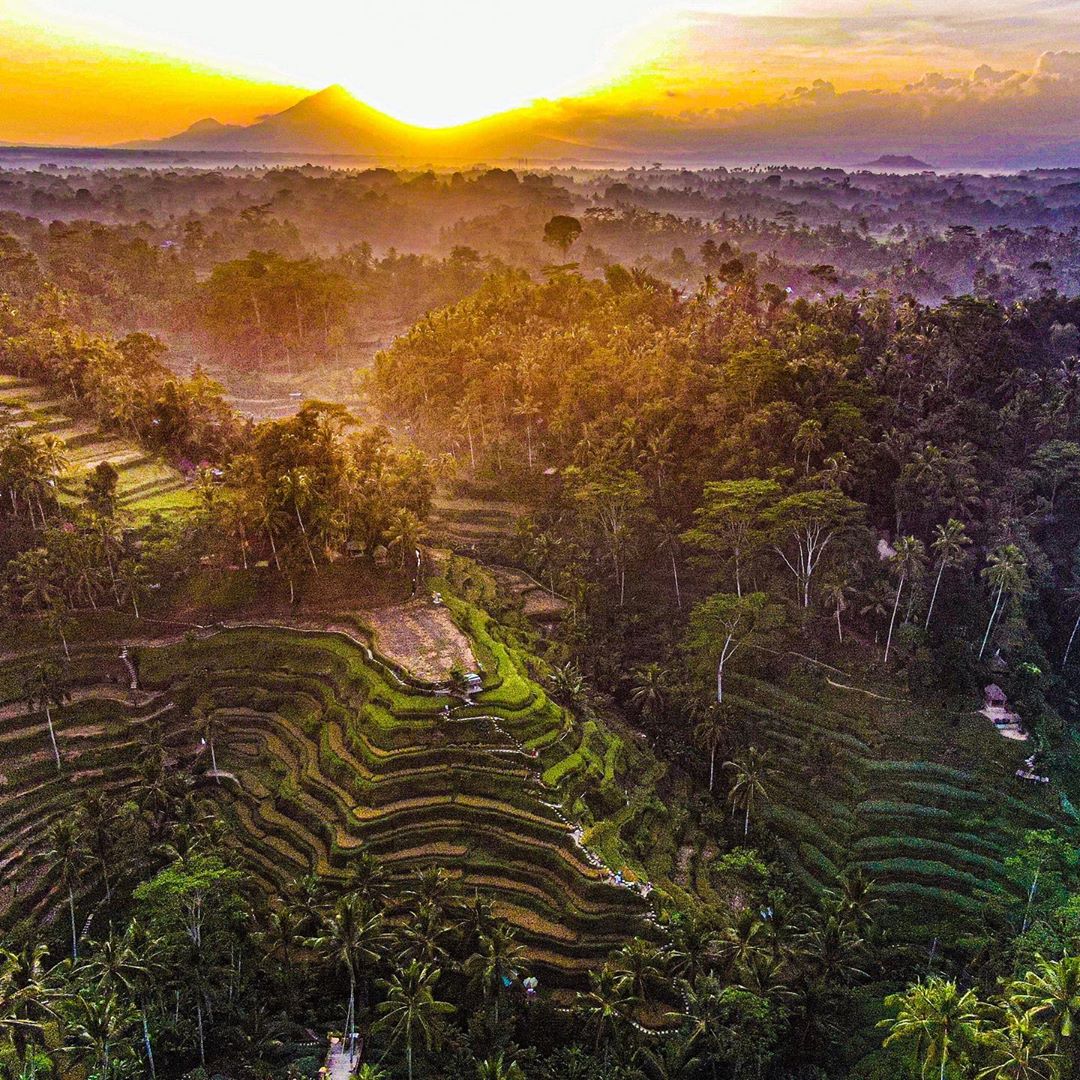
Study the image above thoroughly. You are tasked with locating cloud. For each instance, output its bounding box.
[538,50,1080,166]
[1036,49,1080,76]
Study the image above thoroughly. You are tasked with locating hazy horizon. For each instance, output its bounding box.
[4,1,1080,167]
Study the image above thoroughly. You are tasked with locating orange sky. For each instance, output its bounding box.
[0,20,307,145]
[2,1,1080,148]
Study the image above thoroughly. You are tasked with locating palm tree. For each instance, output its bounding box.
[464,923,524,1024]
[693,704,727,793]
[674,972,728,1072]
[276,467,320,571]
[341,852,391,908]
[823,451,853,491]
[832,869,884,931]
[724,747,773,836]
[0,944,57,1049]
[258,903,303,970]
[666,918,720,984]
[43,818,87,960]
[976,1007,1059,1080]
[885,535,926,664]
[394,900,456,969]
[79,790,119,900]
[77,923,161,1079]
[793,418,825,475]
[716,908,768,977]
[115,558,151,620]
[475,1053,526,1080]
[65,991,136,1080]
[373,961,455,1080]
[610,938,665,1003]
[575,967,637,1053]
[257,492,287,572]
[925,519,971,631]
[306,894,385,1050]
[21,660,68,772]
[527,531,563,599]
[628,663,669,730]
[451,893,491,953]
[880,977,982,1080]
[798,908,867,987]
[9,547,63,617]
[979,545,1028,660]
[386,507,423,571]
[1009,955,1080,1078]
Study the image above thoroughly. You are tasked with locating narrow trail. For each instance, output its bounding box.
[324,1035,362,1080]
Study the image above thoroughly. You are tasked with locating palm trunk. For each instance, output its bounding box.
[884,576,904,664]
[68,887,78,959]
[835,604,843,642]
[671,553,681,609]
[267,526,282,571]
[709,746,716,792]
[296,507,319,571]
[744,802,751,837]
[925,560,946,630]
[101,525,120,604]
[141,1010,156,1079]
[979,582,1005,659]
[46,705,61,771]
[1021,867,1040,934]
[1064,610,1080,666]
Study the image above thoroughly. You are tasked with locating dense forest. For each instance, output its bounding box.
[4,161,1080,1080]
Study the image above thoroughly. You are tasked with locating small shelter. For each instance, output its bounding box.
[980,683,1027,740]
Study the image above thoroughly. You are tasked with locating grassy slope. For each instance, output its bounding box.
[0,374,195,518]
[725,668,1064,940]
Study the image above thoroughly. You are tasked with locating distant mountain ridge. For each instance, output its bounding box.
[117,85,1078,169]
[861,154,933,169]
[120,84,618,164]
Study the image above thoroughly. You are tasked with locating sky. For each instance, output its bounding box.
[3,0,1080,162]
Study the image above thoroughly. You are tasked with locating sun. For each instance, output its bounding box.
[7,0,712,127]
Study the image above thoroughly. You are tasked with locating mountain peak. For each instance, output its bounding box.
[309,84,353,102]
[183,117,230,134]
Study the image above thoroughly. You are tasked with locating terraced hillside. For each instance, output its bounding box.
[0,602,654,981]
[726,670,1064,938]
[0,373,195,517]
